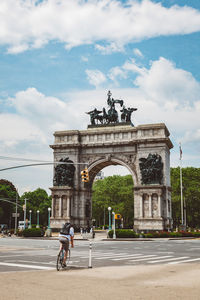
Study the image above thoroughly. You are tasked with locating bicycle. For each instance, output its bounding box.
[56,243,70,271]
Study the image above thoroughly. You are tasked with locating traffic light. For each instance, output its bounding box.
[81,168,89,182]
[115,214,121,220]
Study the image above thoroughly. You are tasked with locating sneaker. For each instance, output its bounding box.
[62,263,67,268]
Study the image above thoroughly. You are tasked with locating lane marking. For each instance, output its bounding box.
[113,254,154,261]
[0,262,54,270]
[130,255,173,263]
[148,256,188,263]
[168,258,200,264]
[96,254,142,260]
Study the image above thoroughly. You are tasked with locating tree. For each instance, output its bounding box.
[171,167,200,229]
[20,188,51,227]
[0,179,18,227]
[92,175,134,227]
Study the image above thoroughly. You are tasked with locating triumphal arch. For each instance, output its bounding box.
[50,91,173,232]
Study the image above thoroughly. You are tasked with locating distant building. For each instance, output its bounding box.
[94,171,104,181]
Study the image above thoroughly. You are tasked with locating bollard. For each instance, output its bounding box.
[88,241,92,268]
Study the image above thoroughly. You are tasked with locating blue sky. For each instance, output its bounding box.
[0,0,200,194]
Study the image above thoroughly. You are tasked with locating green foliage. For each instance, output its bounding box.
[20,188,51,226]
[171,167,200,229]
[0,179,18,225]
[108,229,138,238]
[107,230,200,239]
[92,175,134,227]
[22,228,44,237]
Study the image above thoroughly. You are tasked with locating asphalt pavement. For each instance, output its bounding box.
[1,232,200,299]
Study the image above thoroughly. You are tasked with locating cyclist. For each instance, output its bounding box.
[59,222,74,267]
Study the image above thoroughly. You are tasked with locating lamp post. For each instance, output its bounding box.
[36,210,40,228]
[48,207,51,229]
[112,211,116,239]
[46,207,52,237]
[23,198,27,230]
[108,207,112,230]
[29,210,32,228]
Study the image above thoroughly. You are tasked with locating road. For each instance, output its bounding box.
[1,236,200,272]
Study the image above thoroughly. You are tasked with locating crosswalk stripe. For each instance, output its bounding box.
[130,255,173,262]
[78,252,126,258]
[96,254,142,260]
[168,258,200,265]
[113,254,155,261]
[0,262,54,270]
[148,256,188,263]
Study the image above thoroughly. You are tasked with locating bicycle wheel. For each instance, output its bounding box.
[56,250,64,271]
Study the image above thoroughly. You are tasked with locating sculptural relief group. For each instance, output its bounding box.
[86,91,137,126]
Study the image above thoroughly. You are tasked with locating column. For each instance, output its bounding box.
[59,197,62,217]
[67,196,70,218]
[166,198,169,218]
[149,194,152,218]
[140,195,143,218]
[158,194,161,217]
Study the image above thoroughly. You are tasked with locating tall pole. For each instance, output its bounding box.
[112,211,116,239]
[14,191,18,234]
[29,210,32,228]
[37,210,40,228]
[24,198,27,230]
[108,207,111,230]
[184,197,186,228]
[179,143,184,227]
[48,207,51,229]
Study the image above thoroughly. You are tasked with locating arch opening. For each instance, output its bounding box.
[89,160,135,229]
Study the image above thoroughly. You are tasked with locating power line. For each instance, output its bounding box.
[0,156,51,163]
[0,162,87,172]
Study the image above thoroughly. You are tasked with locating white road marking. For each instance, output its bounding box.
[0,262,54,270]
[168,258,200,264]
[113,254,155,261]
[130,255,173,263]
[148,256,188,263]
[96,254,142,260]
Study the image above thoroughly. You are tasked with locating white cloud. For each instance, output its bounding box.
[133,48,143,58]
[81,56,89,62]
[95,42,124,54]
[1,0,200,53]
[108,66,127,84]
[86,69,107,87]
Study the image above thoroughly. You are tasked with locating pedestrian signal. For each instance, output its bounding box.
[81,168,89,182]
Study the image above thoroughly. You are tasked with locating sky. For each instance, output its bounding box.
[0,0,200,195]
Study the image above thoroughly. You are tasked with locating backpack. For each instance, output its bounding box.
[60,223,71,235]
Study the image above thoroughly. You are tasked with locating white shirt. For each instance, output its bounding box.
[59,226,74,240]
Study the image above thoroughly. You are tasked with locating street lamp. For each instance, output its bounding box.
[48,207,51,229]
[108,207,112,230]
[23,198,27,230]
[29,210,32,228]
[112,211,116,239]
[36,210,40,228]
[46,207,52,237]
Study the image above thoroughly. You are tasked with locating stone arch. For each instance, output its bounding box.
[87,157,138,186]
[50,123,173,232]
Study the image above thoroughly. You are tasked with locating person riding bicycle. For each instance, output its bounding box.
[59,222,74,267]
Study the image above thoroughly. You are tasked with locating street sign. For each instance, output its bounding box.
[23,204,26,211]
[12,213,20,217]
